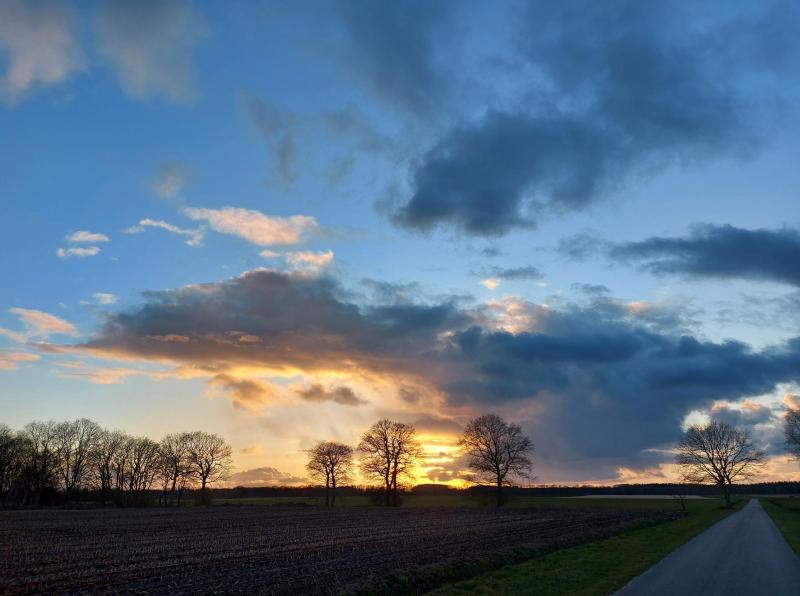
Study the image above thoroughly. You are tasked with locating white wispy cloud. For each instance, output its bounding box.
[0,350,39,371]
[183,206,318,246]
[56,246,101,259]
[285,250,334,273]
[2,307,78,340]
[480,278,500,290]
[93,292,117,305]
[0,0,83,105]
[125,218,203,246]
[66,230,109,243]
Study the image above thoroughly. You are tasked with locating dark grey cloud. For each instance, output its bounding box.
[486,265,542,281]
[335,0,454,114]
[394,1,800,235]
[64,269,800,472]
[710,403,775,428]
[295,383,367,406]
[611,224,800,287]
[246,96,296,184]
[559,232,609,261]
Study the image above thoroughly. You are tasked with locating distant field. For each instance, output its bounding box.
[0,505,672,594]
[214,494,699,511]
[761,497,800,556]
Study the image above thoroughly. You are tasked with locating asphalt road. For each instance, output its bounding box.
[617,499,800,596]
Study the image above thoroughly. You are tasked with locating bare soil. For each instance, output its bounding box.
[0,505,672,594]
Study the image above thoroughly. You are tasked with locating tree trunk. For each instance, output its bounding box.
[496,477,504,507]
[391,472,399,507]
[722,483,732,508]
[331,478,337,508]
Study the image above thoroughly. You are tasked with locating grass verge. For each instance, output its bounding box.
[425,498,738,596]
[760,497,800,556]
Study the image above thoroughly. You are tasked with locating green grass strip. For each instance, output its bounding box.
[427,499,738,596]
[760,497,800,557]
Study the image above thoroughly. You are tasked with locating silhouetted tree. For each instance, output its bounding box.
[358,419,421,506]
[676,420,765,508]
[90,429,127,506]
[786,407,800,461]
[158,433,194,505]
[22,421,60,506]
[0,424,28,506]
[126,436,161,504]
[0,420,236,508]
[306,441,353,506]
[186,431,232,504]
[54,418,101,504]
[460,414,534,506]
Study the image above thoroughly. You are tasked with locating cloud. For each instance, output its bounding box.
[480,278,499,291]
[152,163,185,198]
[93,293,117,306]
[94,0,207,102]
[183,207,318,246]
[0,0,83,105]
[610,225,800,287]
[224,466,306,487]
[55,364,141,385]
[239,444,264,455]
[334,0,454,114]
[393,2,800,235]
[56,269,800,473]
[486,266,542,281]
[66,230,109,244]
[245,96,396,187]
[209,373,280,411]
[710,401,775,427]
[125,218,203,246]
[245,97,297,184]
[294,383,367,406]
[56,246,101,259]
[284,250,334,273]
[558,232,609,261]
[0,350,39,371]
[7,307,77,338]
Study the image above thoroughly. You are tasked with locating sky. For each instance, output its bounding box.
[1,0,800,487]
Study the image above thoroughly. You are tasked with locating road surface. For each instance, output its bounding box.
[617,499,800,595]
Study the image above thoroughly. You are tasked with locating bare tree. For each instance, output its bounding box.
[126,437,161,504]
[158,433,194,505]
[676,420,766,508]
[54,418,101,503]
[185,431,233,504]
[90,429,127,506]
[785,407,800,461]
[22,421,60,506]
[358,419,421,506]
[306,441,353,507]
[460,414,534,506]
[0,424,26,506]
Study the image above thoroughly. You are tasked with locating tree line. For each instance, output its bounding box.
[5,405,798,510]
[307,414,534,507]
[0,419,232,507]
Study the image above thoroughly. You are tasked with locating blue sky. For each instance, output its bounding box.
[1,0,799,485]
